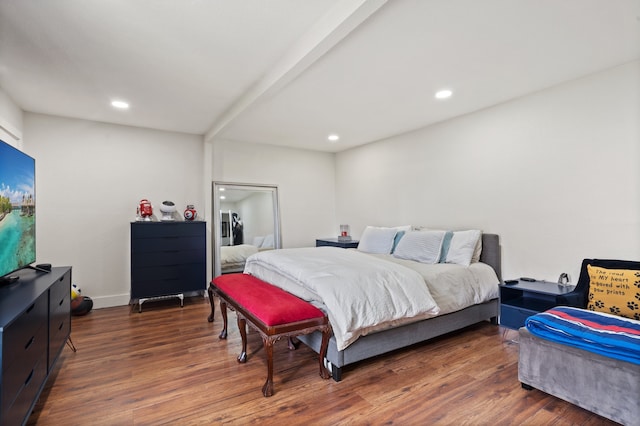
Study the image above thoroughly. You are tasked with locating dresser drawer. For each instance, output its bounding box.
[1,353,47,426]
[131,222,204,239]
[2,293,48,369]
[131,264,206,298]
[500,304,537,330]
[48,312,70,371]
[1,324,47,416]
[132,248,204,267]
[49,271,71,313]
[132,236,206,254]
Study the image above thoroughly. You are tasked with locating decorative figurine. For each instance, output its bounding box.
[139,199,153,221]
[184,204,197,221]
[159,200,177,221]
[339,224,351,241]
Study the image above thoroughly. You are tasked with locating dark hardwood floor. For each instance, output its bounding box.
[28,296,618,425]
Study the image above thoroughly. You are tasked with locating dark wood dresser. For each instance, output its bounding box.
[130,221,206,312]
[0,266,71,426]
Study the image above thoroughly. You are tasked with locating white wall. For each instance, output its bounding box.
[0,88,23,147]
[336,61,640,282]
[23,113,205,308]
[238,192,274,243]
[209,139,336,248]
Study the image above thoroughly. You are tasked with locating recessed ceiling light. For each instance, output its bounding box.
[327,134,340,142]
[435,89,452,100]
[219,195,226,200]
[111,100,130,109]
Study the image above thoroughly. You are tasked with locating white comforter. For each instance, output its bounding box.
[367,253,500,315]
[244,247,440,350]
[220,244,258,264]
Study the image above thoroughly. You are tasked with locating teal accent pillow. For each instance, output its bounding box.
[391,231,406,253]
[438,231,454,263]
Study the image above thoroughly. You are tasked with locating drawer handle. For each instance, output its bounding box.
[25,336,35,350]
[59,297,65,306]
[58,321,64,331]
[26,303,35,314]
[59,276,64,282]
[25,369,34,386]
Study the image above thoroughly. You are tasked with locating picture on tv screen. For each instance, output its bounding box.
[0,139,36,278]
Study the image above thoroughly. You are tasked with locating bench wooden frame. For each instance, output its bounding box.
[208,277,331,397]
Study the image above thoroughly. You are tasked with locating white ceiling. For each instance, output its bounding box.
[1,0,639,152]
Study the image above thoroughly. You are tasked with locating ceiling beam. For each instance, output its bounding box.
[204,0,387,143]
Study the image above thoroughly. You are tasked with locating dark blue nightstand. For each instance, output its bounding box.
[499,279,576,330]
[315,238,359,249]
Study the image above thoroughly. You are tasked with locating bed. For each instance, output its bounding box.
[220,244,259,274]
[220,235,275,274]
[243,230,502,380]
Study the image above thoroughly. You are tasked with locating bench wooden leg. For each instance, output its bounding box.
[262,336,275,397]
[287,337,299,350]
[237,316,248,363]
[318,327,331,379]
[207,284,215,322]
[219,300,228,340]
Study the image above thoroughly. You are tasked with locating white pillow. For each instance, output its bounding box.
[391,225,412,253]
[393,230,446,264]
[357,226,398,254]
[261,234,274,249]
[252,236,265,247]
[471,235,483,263]
[445,230,482,266]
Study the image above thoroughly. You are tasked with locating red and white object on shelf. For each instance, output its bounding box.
[184,204,197,221]
[138,199,153,221]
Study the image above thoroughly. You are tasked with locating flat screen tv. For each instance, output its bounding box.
[0,139,36,281]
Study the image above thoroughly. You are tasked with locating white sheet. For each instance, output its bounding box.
[244,247,440,350]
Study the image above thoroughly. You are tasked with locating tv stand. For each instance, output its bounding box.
[0,266,72,425]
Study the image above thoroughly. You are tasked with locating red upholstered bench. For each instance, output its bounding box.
[208,273,331,397]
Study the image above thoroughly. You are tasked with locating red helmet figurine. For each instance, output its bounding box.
[139,199,153,220]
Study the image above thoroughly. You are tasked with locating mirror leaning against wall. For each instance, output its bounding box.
[212,182,281,277]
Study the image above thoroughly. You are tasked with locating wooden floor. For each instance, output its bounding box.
[28,296,618,425]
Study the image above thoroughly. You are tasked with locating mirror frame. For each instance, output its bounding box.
[212,181,282,277]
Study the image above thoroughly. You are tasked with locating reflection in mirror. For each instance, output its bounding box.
[212,182,281,277]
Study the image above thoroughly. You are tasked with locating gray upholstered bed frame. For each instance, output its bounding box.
[297,233,502,381]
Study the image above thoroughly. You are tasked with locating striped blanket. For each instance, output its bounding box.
[525,306,640,365]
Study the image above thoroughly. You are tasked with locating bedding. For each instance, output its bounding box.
[220,244,259,273]
[244,247,440,350]
[244,246,499,350]
[525,306,640,365]
[367,253,499,315]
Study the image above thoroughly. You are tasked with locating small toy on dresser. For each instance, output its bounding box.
[184,204,197,221]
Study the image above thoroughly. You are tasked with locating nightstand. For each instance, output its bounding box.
[499,279,576,330]
[315,238,359,249]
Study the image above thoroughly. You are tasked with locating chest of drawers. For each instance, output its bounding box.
[0,267,71,426]
[130,222,206,310]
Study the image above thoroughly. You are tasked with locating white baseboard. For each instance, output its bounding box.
[90,294,130,309]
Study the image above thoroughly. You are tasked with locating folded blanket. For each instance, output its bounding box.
[525,306,640,365]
